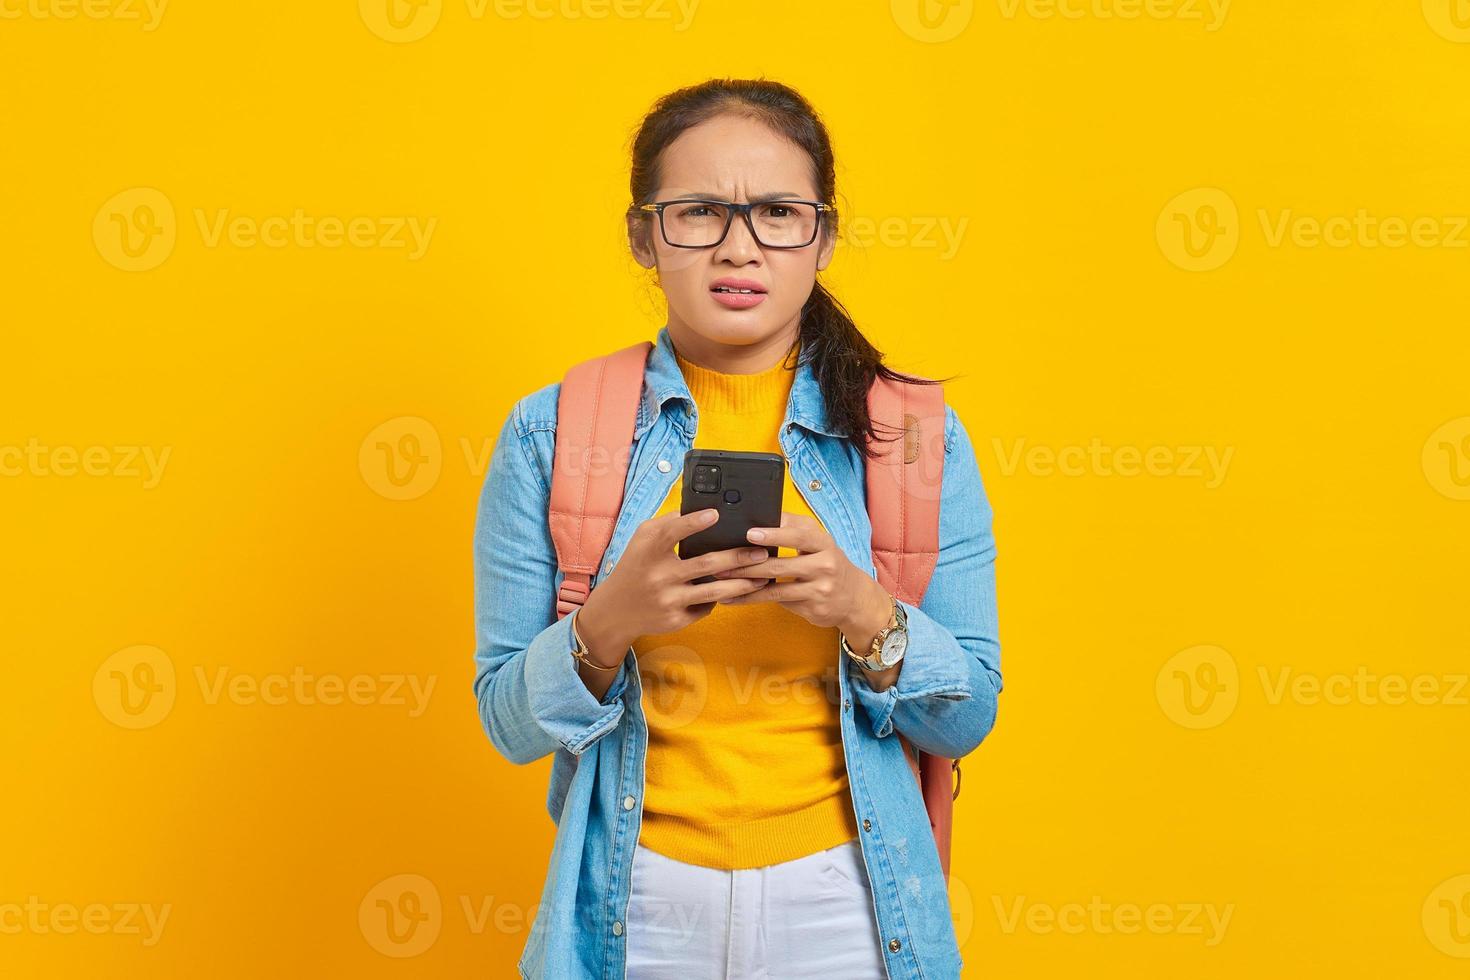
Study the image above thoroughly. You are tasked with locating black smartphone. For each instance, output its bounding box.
[677,449,785,585]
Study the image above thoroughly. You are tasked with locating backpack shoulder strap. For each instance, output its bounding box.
[865,373,945,607]
[548,340,652,620]
[865,371,957,882]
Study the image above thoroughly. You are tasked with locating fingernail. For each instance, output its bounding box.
[744,549,766,562]
[703,509,718,523]
[747,529,764,542]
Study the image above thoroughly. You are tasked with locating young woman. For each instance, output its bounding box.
[473,78,1002,980]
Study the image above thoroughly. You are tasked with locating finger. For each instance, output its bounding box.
[745,512,828,553]
[712,555,810,579]
[658,507,721,545]
[679,545,771,582]
[719,580,815,605]
[680,576,767,606]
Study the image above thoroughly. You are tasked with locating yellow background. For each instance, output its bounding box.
[3,0,1469,975]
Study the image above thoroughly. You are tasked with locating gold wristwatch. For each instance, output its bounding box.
[840,594,908,671]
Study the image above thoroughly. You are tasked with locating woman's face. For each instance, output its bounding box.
[629,113,835,360]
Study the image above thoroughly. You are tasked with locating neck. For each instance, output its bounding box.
[665,318,801,375]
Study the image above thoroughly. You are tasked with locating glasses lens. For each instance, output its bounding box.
[660,201,819,247]
[662,201,732,247]
[751,201,819,247]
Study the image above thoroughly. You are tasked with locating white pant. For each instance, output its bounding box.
[625,838,889,979]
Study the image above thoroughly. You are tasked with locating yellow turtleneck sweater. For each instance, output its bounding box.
[633,345,860,870]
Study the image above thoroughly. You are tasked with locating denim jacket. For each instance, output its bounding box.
[472,324,1002,980]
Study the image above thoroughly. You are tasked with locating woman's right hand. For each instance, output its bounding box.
[574,507,770,661]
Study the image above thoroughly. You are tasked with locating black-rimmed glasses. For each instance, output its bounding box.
[632,199,835,249]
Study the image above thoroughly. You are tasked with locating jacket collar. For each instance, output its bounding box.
[635,323,843,441]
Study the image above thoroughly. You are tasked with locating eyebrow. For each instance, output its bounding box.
[669,191,814,203]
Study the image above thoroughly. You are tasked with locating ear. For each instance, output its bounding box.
[627,212,657,269]
[815,217,837,272]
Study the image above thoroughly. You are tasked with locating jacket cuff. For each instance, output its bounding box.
[522,609,629,755]
[848,598,973,739]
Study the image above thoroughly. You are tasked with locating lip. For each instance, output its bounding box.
[709,277,768,310]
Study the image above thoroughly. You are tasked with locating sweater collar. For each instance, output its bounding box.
[636,323,841,441]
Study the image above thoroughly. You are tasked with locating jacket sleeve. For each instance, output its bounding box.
[472,400,631,765]
[848,404,1003,759]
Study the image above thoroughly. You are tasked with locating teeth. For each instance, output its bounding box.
[714,287,756,294]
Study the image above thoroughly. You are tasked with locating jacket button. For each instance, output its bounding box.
[862,818,871,832]
[623,795,635,810]
[808,479,822,491]
[888,938,902,952]
[613,920,623,936]
[657,459,672,473]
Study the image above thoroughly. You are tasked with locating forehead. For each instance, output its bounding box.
[656,113,817,198]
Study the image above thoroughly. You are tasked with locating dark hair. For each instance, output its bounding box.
[625,77,956,459]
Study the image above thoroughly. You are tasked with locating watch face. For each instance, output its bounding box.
[880,630,907,667]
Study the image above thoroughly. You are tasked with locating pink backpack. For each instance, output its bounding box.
[546,339,961,881]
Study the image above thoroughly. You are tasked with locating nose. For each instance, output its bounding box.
[713,209,762,264]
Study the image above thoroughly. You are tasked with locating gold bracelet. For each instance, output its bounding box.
[571,608,623,671]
